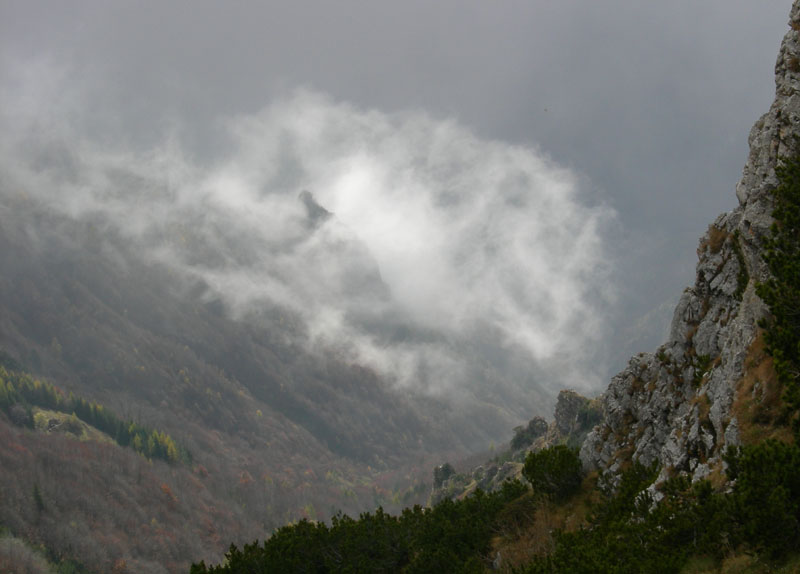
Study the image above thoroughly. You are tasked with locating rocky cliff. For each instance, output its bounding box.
[580,2,800,486]
[428,3,800,505]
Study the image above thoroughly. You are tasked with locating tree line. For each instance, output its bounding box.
[0,363,189,464]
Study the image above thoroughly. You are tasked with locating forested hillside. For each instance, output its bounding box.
[0,200,505,571]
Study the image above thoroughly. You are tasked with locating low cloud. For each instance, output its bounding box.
[0,66,617,411]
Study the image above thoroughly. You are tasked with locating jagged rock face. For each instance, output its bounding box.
[580,2,800,484]
[554,390,591,437]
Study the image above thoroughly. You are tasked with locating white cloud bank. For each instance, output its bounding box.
[0,65,617,406]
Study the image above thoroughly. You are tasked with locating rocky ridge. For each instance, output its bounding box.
[430,390,600,503]
[580,2,800,487]
[430,3,800,501]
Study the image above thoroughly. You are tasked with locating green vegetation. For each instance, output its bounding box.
[757,152,800,437]
[725,440,800,558]
[0,364,189,464]
[693,354,713,387]
[515,439,800,573]
[522,445,582,502]
[192,437,800,572]
[190,480,528,573]
[511,418,548,451]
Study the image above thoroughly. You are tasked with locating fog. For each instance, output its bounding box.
[1,67,615,401]
[0,0,792,415]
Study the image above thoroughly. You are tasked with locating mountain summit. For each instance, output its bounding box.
[298,190,332,225]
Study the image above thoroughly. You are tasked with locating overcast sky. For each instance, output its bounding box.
[0,1,793,394]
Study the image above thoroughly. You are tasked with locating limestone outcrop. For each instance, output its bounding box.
[431,2,800,502]
[580,2,800,485]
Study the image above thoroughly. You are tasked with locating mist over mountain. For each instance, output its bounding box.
[1,77,617,414]
[188,3,800,570]
[0,2,794,571]
[0,53,631,570]
[0,65,621,571]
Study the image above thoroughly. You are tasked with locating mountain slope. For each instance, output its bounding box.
[187,7,800,572]
[581,0,800,485]
[3,3,798,573]
[0,197,489,571]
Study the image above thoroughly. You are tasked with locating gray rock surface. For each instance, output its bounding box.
[580,3,800,485]
[431,1,800,502]
[430,390,599,503]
